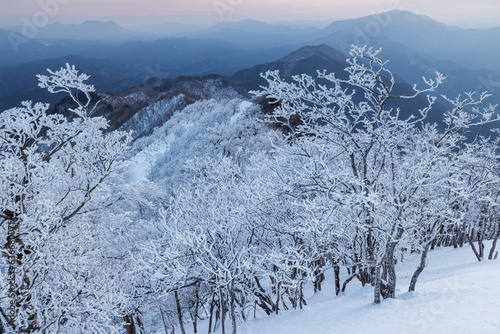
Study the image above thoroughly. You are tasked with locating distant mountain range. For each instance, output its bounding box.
[2,11,499,69]
[6,20,153,41]
[233,44,450,126]
[130,22,208,37]
[201,19,316,35]
[318,10,500,70]
[1,10,500,122]
[48,74,245,135]
[0,55,143,111]
[231,44,346,91]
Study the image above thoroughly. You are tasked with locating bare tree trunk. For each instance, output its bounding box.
[430,238,437,250]
[298,282,304,310]
[452,229,458,248]
[312,258,325,293]
[458,229,464,247]
[213,298,219,333]
[488,228,500,260]
[136,314,146,334]
[193,282,200,333]
[219,286,226,334]
[275,282,280,315]
[466,232,482,262]
[208,292,215,334]
[174,290,186,334]
[357,266,372,287]
[341,273,356,293]
[478,226,485,259]
[240,290,247,321]
[253,276,275,315]
[386,259,396,298]
[334,265,341,296]
[386,226,404,298]
[373,265,381,304]
[124,315,136,334]
[292,284,299,309]
[160,307,169,334]
[229,282,237,334]
[408,243,430,292]
[280,291,289,311]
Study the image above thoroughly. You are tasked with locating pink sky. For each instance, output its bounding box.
[1,0,499,28]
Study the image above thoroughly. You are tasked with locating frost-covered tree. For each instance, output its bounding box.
[139,155,264,334]
[255,45,500,303]
[129,98,273,195]
[248,142,353,299]
[446,136,500,261]
[127,94,280,334]
[0,64,134,333]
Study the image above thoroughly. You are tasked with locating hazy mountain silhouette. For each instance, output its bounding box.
[2,10,500,118]
[0,29,87,66]
[130,22,207,37]
[0,55,143,111]
[8,20,153,41]
[200,19,317,35]
[233,44,451,127]
[182,11,499,71]
[0,29,119,66]
[80,37,299,76]
[0,29,47,65]
[231,44,346,91]
[319,10,499,70]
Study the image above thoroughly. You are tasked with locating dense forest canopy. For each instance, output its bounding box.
[0,46,499,333]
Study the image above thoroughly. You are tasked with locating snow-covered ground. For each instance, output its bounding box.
[181,244,500,334]
[125,99,269,186]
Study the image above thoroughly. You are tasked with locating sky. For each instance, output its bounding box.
[0,0,500,28]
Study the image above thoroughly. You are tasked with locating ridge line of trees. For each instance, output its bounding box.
[0,46,499,333]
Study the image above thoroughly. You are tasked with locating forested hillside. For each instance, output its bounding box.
[1,6,500,333]
[1,44,498,333]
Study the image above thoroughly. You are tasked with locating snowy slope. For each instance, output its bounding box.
[118,76,246,139]
[125,98,272,188]
[174,244,500,334]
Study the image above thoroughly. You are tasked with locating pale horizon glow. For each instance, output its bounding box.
[0,0,499,28]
